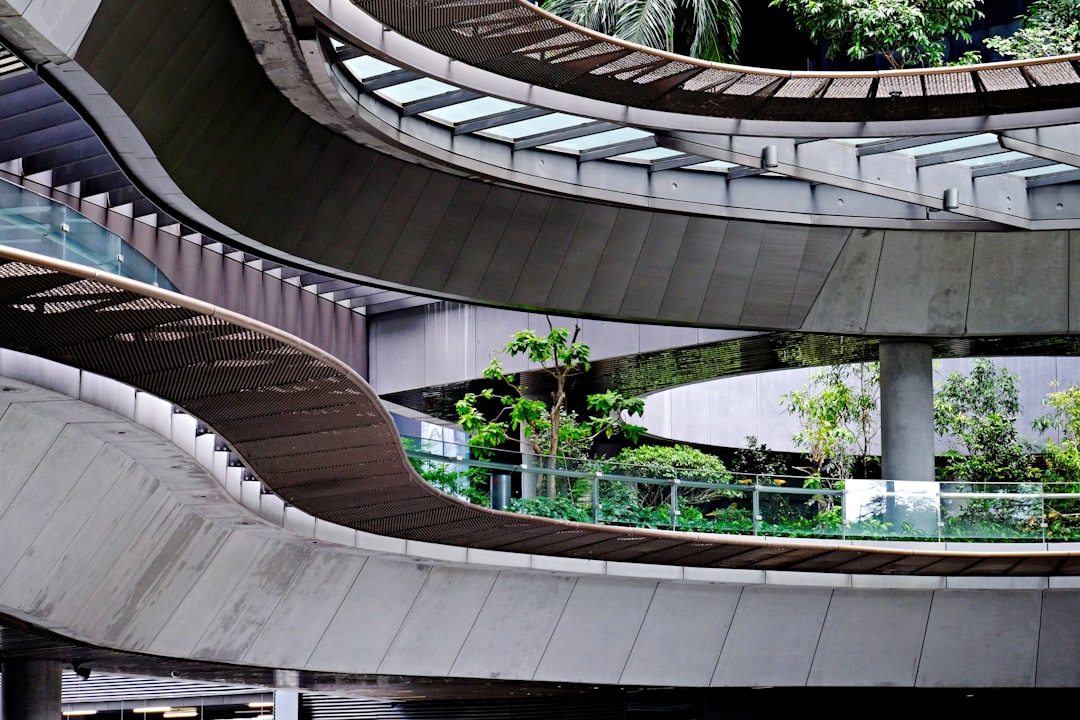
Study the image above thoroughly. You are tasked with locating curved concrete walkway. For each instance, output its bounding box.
[3,373,1080,688]
[1,0,1079,337]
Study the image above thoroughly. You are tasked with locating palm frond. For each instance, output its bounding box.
[616,0,679,52]
[542,0,621,35]
[688,0,741,62]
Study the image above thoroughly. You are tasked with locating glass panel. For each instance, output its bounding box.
[954,150,1030,167]
[541,127,652,152]
[478,112,594,142]
[898,133,998,156]
[845,480,940,539]
[939,481,1044,540]
[375,77,459,105]
[341,55,401,80]
[422,96,523,124]
[1011,163,1078,177]
[0,179,177,290]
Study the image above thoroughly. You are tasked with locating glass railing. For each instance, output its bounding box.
[0,179,176,290]
[403,436,1080,543]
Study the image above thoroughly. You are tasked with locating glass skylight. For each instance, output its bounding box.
[1011,163,1078,177]
[478,113,595,142]
[376,78,459,105]
[898,133,998,156]
[954,151,1031,167]
[422,96,524,124]
[610,147,686,162]
[542,128,653,153]
[341,55,400,80]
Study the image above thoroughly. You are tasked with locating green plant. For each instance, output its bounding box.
[543,0,742,63]
[769,0,984,68]
[985,0,1080,59]
[611,443,735,509]
[405,440,490,505]
[1032,382,1080,535]
[781,363,880,481]
[730,435,789,479]
[934,359,1031,486]
[455,320,645,497]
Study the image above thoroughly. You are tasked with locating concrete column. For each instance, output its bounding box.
[1,660,61,720]
[274,690,300,720]
[879,340,935,481]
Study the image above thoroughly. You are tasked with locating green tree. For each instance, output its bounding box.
[455,321,645,497]
[611,443,734,508]
[1033,383,1080,483]
[1032,383,1080,536]
[782,363,880,481]
[933,359,1030,485]
[542,0,742,63]
[769,0,984,68]
[985,0,1080,59]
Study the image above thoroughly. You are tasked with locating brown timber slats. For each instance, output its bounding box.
[348,0,1080,125]
[2,250,1080,576]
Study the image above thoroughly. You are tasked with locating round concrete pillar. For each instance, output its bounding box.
[1,660,61,720]
[879,341,935,482]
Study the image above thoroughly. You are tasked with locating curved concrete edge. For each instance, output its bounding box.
[5,360,1080,687]
[307,0,1080,138]
[7,1,1080,336]
[10,347,1080,587]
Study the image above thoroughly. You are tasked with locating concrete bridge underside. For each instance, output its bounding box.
[3,374,1080,690]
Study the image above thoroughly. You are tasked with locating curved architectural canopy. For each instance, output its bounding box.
[0,1,1079,337]
[2,244,1080,575]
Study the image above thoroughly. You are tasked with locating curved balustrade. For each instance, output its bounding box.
[333,0,1080,135]
[0,179,175,290]
[4,243,1080,574]
[406,437,1080,543]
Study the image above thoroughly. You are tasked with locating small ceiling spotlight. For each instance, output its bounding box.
[943,187,960,210]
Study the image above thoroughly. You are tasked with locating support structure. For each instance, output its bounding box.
[1,660,61,720]
[879,341,935,482]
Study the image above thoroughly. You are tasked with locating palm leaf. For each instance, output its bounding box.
[615,0,679,52]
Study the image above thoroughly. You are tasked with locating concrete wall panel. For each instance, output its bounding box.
[808,588,932,686]
[801,230,880,333]
[967,231,1068,334]
[1035,590,1080,686]
[378,565,499,676]
[712,586,831,686]
[450,571,576,680]
[306,556,431,672]
[866,230,974,335]
[243,550,367,667]
[915,590,1041,687]
[621,582,742,686]
[533,577,657,684]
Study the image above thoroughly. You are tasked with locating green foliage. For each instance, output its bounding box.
[769,0,984,68]
[508,495,592,523]
[542,0,742,62]
[612,443,735,507]
[1031,383,1080,536]
[405,440,490,506]
[985,0,1080,59]
[455,320,645,497]
[782,363,879,481]
[730,435,789,478]
[933,359,1031,485]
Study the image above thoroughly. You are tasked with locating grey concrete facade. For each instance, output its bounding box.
[2,371,1080,689]
[2,1,1079,338]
